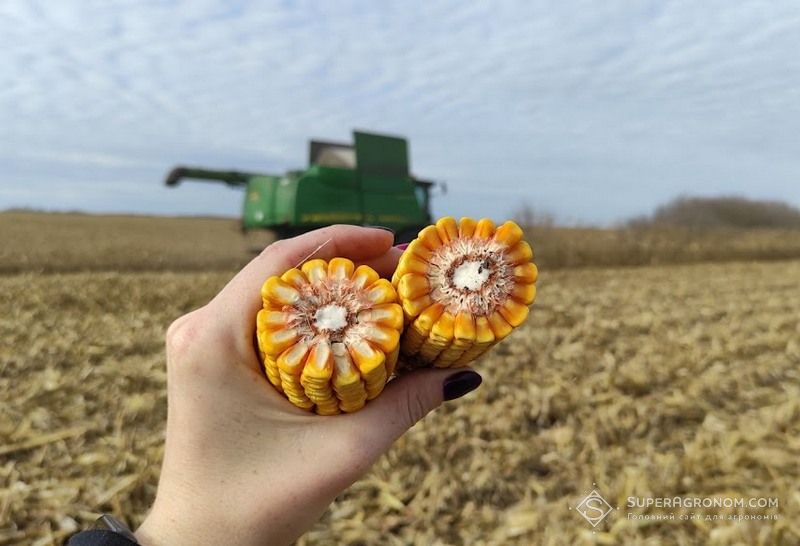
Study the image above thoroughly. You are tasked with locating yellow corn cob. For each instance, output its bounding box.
[393,216,537,368]
[256,258,403,414]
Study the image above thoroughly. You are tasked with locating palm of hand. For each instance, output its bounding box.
[135,226,468,546]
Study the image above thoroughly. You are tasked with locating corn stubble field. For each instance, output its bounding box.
[2,211,799,545]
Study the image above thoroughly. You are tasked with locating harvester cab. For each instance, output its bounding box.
[165,130,436,243]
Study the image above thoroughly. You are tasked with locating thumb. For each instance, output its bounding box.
[349,368,483,454]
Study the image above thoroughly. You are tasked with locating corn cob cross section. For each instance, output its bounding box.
[256,258,403,414]
[393,217,537,368]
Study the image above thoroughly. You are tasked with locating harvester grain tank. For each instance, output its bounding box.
[165,130,438,243]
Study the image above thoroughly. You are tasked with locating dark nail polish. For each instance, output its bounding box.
[443,370,482,401]
[365,225,395,234]
[394,242,409,251]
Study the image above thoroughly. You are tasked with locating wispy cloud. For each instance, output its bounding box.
[5,149,164,169]
[2,0,800,224]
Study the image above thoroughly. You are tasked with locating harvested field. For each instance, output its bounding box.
[0,211,250,274]
[1,212,799,545]
[3,210,800,272]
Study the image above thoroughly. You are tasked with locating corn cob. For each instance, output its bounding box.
[392,217,537,368]
[256,258,403,414]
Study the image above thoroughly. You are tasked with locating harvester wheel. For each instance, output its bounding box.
[395,227,424,245]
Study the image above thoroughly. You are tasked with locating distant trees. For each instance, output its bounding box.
[628,196,800,230]
[514,202,555,229]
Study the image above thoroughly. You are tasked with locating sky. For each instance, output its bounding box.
[2,0,799,226]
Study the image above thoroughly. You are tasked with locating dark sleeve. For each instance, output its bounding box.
[66,530,139,545]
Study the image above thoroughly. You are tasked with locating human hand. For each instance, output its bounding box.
[133,225,482,546]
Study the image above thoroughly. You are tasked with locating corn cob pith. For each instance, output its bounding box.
[256,258,403,415]
[392,217,537,368]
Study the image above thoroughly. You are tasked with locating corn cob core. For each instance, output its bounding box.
[393,217,537,368]
[256,258,403,415]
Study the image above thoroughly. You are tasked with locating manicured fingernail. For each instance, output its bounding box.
[394,243,409,251]
[443,370,482,401]
[365,225,395,234]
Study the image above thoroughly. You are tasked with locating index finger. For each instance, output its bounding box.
[209,225,399,337]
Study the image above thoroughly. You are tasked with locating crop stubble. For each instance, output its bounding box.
[4,210,800,273]
[2,257,798,545]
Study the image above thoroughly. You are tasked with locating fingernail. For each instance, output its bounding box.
[443,370,482,401]
[364,225,395,234]
[394,243,409,251]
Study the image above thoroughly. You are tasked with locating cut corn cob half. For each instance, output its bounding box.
[393,216,537,368]
[256,258,403,414]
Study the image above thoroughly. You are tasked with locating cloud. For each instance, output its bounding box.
[2,0,800,224]
[5,149,163,169]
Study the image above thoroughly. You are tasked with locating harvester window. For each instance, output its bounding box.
[315,148,356,169]
[415,186,428,209]
[309,140,356,169]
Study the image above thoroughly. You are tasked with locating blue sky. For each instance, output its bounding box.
[2,0,799,225]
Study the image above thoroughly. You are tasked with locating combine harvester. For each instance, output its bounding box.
[165,130,440,245]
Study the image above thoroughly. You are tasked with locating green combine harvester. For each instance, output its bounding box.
[165,130,438,243]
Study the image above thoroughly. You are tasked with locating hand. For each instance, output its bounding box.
[133,225,482,546]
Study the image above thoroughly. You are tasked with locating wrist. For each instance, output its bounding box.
[134,496,259,546]
[134,503,211,546]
